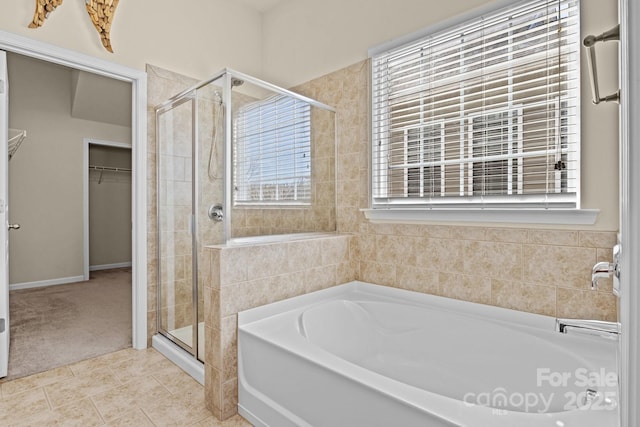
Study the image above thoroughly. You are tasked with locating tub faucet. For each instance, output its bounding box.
[591,261,614,290]
[556,318,620,340]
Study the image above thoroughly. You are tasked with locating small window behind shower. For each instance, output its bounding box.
[233,94,312,206]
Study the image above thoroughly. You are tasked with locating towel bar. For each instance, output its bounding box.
[583,24,620,104]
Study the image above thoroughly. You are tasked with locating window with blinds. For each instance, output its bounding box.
[371,0,580,209]
[234,95,311,205]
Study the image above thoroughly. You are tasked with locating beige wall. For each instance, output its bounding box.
[7,53,131,284]
[0,0,263,81]
[88,145,132,267]
[262,0,491,87]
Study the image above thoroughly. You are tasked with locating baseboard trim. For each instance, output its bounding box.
[89,262,132,272]
[9,275,85,291]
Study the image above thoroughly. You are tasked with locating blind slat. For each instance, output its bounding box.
[234,94,312,204]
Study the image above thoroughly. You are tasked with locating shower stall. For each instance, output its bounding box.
[152,69,336,380]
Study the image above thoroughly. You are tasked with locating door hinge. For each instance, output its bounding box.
[0,319,5,333]
[0,79,4,94]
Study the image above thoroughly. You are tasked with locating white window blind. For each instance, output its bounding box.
[234,95,311,205]
[371,0,580,209]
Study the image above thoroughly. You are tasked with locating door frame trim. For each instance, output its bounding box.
[0,49,9,378]
[619,1,639,425]
[0,30,148,350]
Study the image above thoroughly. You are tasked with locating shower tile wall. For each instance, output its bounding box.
[196,86,226,331]
[158,100,196,332]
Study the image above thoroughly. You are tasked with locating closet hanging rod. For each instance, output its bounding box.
[89,164,131,173]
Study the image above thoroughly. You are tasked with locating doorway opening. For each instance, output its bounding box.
[4,53,134,380]
[0,29,147,381]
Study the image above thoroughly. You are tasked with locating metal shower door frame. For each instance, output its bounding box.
[155,92,200,359]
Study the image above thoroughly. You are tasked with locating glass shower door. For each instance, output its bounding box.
[156,94,201,359]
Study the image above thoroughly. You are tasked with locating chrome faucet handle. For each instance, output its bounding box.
[591,261,614,290]
[591,242,621,292]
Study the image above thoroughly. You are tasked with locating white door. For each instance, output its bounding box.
[0,49,9,378]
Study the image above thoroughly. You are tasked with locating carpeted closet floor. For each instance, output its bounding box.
[5,268,132,381]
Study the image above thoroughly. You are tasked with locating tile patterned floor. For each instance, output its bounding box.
[0,348,251,427]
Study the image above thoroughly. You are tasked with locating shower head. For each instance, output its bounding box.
[212,77,243,105]
[213,91,222,105]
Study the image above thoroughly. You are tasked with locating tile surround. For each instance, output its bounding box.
[204,233,355,419]
[292,59,617,323]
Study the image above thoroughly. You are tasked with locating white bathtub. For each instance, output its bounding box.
[238,281,619,427]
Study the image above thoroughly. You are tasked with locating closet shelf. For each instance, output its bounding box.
[90,164,131,184]
[8,128,27,160]
[89,164,131,173]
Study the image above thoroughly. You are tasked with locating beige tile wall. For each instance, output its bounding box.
[203,234,355,419]
[157,100,196,331]
[291,59,617,324]
[358,224,617,320]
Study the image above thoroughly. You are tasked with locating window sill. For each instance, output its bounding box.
[361,208,599,225]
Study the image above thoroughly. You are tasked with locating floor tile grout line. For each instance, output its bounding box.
[88,397,108,426]
[108,365,127,386]
[42,386,54,412]
[43,368,126,410]
[189,412,214,426]
[151,373,176,396]
[69,351,138,379]
[140,406,159,426]
[89,395,111,425]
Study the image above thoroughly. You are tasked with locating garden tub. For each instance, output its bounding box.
[238,281,618,426]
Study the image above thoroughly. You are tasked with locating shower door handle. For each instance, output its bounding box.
[8,223,20,230]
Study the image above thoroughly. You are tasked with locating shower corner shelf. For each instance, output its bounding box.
[8,128,27,160]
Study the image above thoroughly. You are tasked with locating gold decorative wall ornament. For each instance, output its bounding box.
[28,0,63,28]
[27,0,119,53]
[85,0,120,53]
